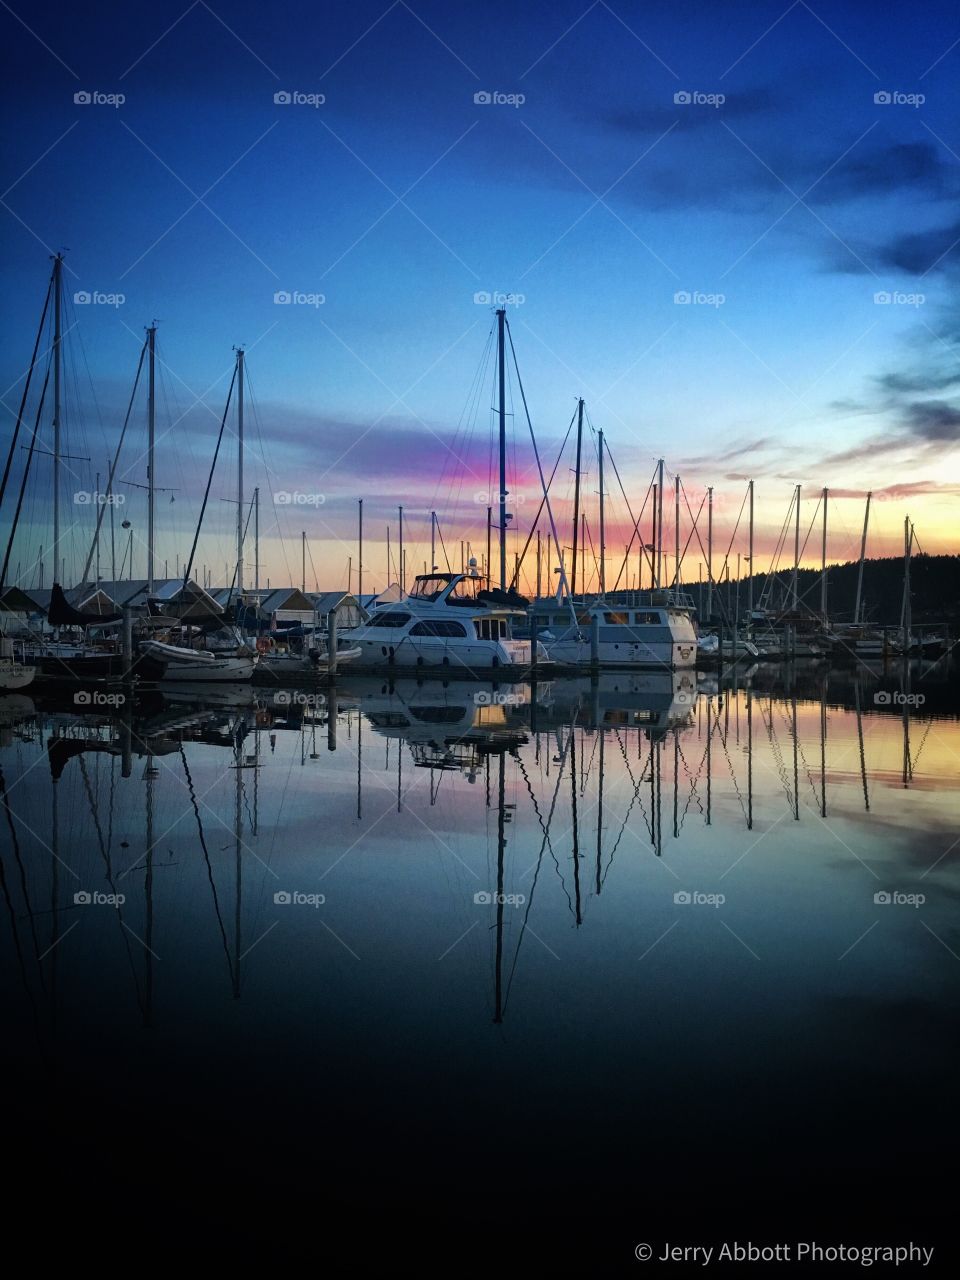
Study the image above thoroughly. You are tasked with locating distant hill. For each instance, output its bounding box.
[717,554,960,625]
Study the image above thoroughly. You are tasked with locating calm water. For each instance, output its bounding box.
[3,664,958,1264]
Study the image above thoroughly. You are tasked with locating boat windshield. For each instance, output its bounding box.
[408,575,482,602]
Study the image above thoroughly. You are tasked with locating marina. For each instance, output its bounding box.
[3,0,960,1265]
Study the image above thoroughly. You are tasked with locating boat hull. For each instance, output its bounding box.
[0,661,36,691]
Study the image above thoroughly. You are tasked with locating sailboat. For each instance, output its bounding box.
[139,346,257,682]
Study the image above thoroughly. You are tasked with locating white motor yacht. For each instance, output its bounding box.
[342,572,544,673]
[530,591,698,670]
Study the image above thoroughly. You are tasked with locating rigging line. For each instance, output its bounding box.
[0,770,43,1044]
[717,482,750,583]
[183,362,238,587]
[509,405,578,590]
[504,319,574,617]
[179,744,236,988]
[0,270,52,516]
[502,712,577,1015]
[78,753,145,1012]
[0,763,45,982]
[244,362,293,587]
[0,358,52,594]
[609,453,658,592]
[79,335,148,586]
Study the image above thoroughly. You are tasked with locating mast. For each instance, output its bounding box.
[747,478,754,621]
[254,487,260,593]
[651,483,658,589]
[598,429,606,595]
[358,498,363,598]
[536,529,542,599]
[236,348,244,592]
[147,324,157,593]
[430,508,436,573]
[902,515,911,652]
[398,505,404,594]
[674,472,680,590]
[706,486,713,619]
[386,525,391,587]
[301,530,305,593]
[792,484,800,610]
[95,471,101,585]
[820,486,828,620]
[854,491,871,625]
[484,508,490,586]
[656,457,664,588]
[571,397,584,597]
[497,308,507,591]
[52,253,63,580]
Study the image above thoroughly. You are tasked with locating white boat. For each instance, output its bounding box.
[531,593,698,669]
[0,638,36,690]
[342,572,543,672]
[256,633,362,676]
[140,639,258,682]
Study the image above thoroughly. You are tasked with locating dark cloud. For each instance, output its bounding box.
[814,142,953,203]
[877,217,960,275]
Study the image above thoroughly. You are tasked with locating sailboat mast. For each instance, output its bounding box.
[497,308,507,591]
[147,324,157,593]
[854,491,871,625]
[301,530,305,593]
[656,457,665,588]
[674,473,680,590]
[254,487,260,593]
[358,499,363,598]
[399,505,404,594]
[706,486,714,618]
[236,348,245,592]
[598,429,606,596]
[902,515,911,652]
[820,486,828,620]
[747,478,754,620]
[792,484,800,610]
[52,253,63,580]
[571,397,584,597]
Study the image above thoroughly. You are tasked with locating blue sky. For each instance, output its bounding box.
[1,0,958,591]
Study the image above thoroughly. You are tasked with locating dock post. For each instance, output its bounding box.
[327,609,337,676]
[590,613,600,678]
[122,605,134,681]
[529,612,538,677]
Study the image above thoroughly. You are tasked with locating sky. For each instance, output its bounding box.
[1,0,958,595]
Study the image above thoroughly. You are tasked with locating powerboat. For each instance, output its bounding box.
[530,591,698,669]
[341,571,544,673]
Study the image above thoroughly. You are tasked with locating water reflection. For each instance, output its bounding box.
[1,661,958,1048]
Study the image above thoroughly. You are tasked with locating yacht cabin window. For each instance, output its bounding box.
[367,611,412,628]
